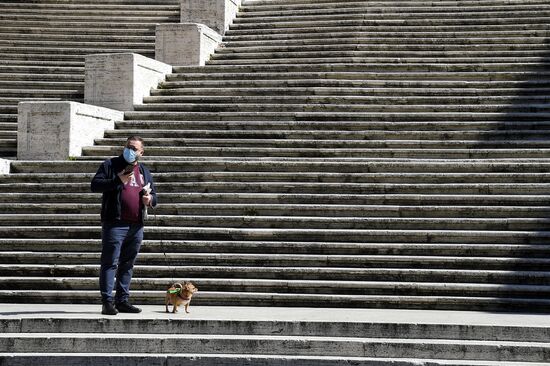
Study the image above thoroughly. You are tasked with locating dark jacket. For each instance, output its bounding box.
[91,155,158,224]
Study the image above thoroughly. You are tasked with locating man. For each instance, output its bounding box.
[91,136,157,315]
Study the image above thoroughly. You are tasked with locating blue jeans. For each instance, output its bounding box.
[99,221,144,304]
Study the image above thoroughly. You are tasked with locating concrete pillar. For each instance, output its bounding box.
[0,159,10,174]
[17,101,123,160]
[85,53,172,111]
[180,0,241,35]
[156,23,222,66]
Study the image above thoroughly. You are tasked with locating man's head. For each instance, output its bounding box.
[123,136,144,164]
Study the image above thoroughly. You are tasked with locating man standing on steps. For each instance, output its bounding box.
[91,136,157,315]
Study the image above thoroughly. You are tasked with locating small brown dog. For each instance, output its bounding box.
[165,282,198,313]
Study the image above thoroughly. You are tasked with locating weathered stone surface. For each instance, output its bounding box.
[84,53,172,111]
[156,23,222,66]
[17,102,122,160]
[180,0,241,35]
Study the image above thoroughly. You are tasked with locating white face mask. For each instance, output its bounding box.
[123,147,138,163]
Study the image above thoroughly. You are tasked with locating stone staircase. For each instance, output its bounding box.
[2,305,550,366]
[2,0,550,313]
[0,0,180,157]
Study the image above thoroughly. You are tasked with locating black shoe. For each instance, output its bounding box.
[101,302,118,315]
[115,301,142,313]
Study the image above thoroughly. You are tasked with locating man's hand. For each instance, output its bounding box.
[142,193,152,207]
[117,170,133,185]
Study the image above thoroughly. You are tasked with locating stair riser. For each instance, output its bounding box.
[2,336,549,361]
[4,183,550,195]
[1,291,550,312]
[1,266,547,284]
[2,254,548,270]
[1,280,548,298]
[3,240,550,257]
[1,205,549,218]
[2,317,548,341]
[0,227,548,244]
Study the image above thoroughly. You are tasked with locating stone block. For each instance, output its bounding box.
[85,53,172,111]
[180,0,241,35]
[17,101,123,160]
[0,159,10,174]
[156,23,222,66]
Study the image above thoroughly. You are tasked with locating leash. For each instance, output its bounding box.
[150,205,176,285]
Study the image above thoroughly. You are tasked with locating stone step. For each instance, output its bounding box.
[157,78,550,89]
[233,8,550,21]
[225,37,550,48]
[3,251,550,271]
[3,310,550,341]
[2,263,549,284]
[104,129,550,140]
[241,0,550,12]
[0,47,152,56]
[3,277,550,299]
[92,138,550,149]
[0,26,153,36]
[9,171,550,184]
[123,111,550,122]
[2,331,550,361]
[1,290,550,311]
[0,59,84,67]
[113,120,550,131]
[140,95,550,106]
[0,15,179,24]
[132,103,550,114]
[8,179,550,194]
[163,71,550,82]
[149,86,550,97]
[237,5,550,18]
[3,238,550,256]
[3,203,550,218]
[1,192,548,207]
[0,105,16,114]
[0,65,83,74]
[0,122,16,130]
[3,354,544,366]
[0,88,82,98]
[0,33,155,42]
[216,44,550,54]
[0,9,179,17]
[0,73,84,82]
[4,0,179,3]
[0,3,179,10]
[174,63,550,73]
[0,214,549,231]
[225,25,550,38]
[0,224,548,244]
[207,57,548,66]
[0,40,153,49]
[12,159,550,174]
[0,20,171,29]
[224,30,550,43]
[0,116,16,124]
[210,50,550,60]
[0,98,62,106]
[0,80,82,90]
[227,19,550,32]
[81,147,550,159]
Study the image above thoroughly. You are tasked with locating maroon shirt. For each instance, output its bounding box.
[120,165,143,224]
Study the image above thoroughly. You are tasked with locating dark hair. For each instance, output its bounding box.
[126,136,144,147]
